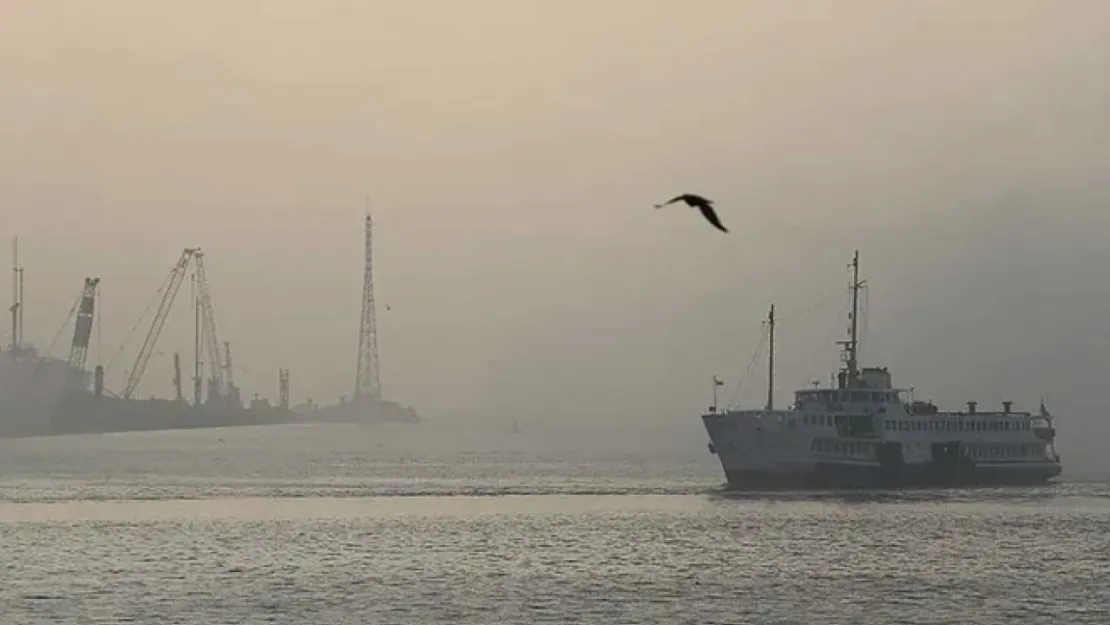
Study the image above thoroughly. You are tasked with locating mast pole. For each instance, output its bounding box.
[17,256,24,352]
[765,303,775,410]
[193,272,202,406]
[10,237,21,353]
[847,250,861,385]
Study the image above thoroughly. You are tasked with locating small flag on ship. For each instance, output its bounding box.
[714,376,725,386]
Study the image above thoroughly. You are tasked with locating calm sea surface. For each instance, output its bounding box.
[1,423,1107,624]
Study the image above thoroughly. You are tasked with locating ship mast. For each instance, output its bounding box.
[10,237,23,354]
[848,250,860,383]
[835,250,866,388]
[765,303,775,410]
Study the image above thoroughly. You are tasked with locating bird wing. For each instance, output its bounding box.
[697,204,729,233]
[654,194,688,208]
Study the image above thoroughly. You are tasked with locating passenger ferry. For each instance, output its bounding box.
[702,251,1062,489]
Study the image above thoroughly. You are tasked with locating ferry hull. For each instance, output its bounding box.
[719,461,1062,491]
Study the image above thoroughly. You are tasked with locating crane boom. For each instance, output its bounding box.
[122,248,197,400]
[192,251,227,398]
[68,277,100,373]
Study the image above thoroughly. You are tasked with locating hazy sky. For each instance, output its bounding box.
[3,1,1109,456]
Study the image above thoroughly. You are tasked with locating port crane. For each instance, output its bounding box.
[68,277,101,373]
[118,248,235,405]
[33,275,102,390]
[192,250,236,407]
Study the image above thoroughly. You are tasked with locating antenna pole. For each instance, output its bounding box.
[355,209,382,400]
[765,303,775,410]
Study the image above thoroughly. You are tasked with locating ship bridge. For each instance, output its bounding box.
[794,367,911,411]
[793,386,910,411]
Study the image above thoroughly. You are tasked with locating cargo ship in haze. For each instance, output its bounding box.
[702,251,1062,489]
[1,217,418,438]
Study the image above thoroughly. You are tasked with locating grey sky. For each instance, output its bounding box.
[3,1,1109,463]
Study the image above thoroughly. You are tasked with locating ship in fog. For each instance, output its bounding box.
[0,214,418,438]
[702,251,1062,489]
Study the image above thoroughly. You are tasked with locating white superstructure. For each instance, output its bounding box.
[702,251,1062,489]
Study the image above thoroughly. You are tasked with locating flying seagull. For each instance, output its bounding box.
[654,193,728,233]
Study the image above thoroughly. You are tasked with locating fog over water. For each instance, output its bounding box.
[1,1,1108,474]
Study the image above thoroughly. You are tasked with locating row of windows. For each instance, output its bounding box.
[812,439,876,458]
[803,414,837,427]
[969,444,1045,459]
[886,419,1032,433]
[799,414,1036,434]
[796,390,902,405]
[810,440,1046,459]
